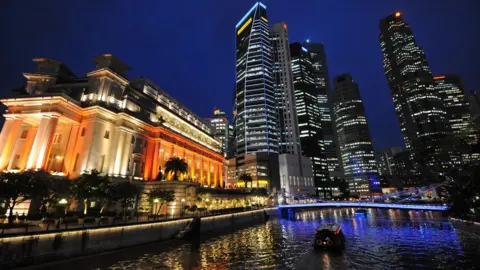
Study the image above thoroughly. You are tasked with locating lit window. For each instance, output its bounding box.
[53,133,62,144]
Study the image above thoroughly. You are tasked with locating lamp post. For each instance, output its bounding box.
[181,198,186,217]
[153,198,159,218]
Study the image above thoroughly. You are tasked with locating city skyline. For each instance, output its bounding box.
[1,0,479,151]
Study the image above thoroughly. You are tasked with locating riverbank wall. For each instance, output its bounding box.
[0,208,277,269]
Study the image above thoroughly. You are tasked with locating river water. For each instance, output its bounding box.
[31,208,480,270]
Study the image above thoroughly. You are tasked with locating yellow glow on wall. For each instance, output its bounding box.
[261,17,268,23]
[237,18,252,35]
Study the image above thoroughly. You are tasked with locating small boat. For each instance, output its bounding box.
[355,209,369,215]
[313,223,345,249]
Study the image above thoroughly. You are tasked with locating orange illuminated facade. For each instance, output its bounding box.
[0,55,225,186]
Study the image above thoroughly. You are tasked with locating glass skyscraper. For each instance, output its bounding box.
[270,22,301,156]
[332,74,381,196]
[303,42,342,181]
[433,75,476,144]
[231,2,279,191]
[379,12,451,167]
[290,42,329,189]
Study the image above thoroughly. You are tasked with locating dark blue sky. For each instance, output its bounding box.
[1,0,479,151]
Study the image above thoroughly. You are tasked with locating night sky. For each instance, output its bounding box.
[1,0,479,151]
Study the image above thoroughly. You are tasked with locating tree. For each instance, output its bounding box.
[411,133,480,219]
[148,189,175,215]
[164,157,188,181]
[0,170,54,224]
[238,173,253,188]
[71,170,111,215]
[111,182,139,219]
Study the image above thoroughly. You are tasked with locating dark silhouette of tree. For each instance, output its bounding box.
[71,169,111,214]
[111,182,139,219]
[0,170,54,224]
[238,173,253,188]
[164,157,188,181]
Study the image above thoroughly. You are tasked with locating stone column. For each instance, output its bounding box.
[213,162,218,188]
[112,130,126,175]
[143,139,155,180]
[26,115,59,170]
[200,158,204,186]
[151,140,160,180]
[120,133,132,177]
[60,125,79,174]
[0,117,22,170]
[219,162,224,188]
[107,127,121,175]
[207,160,211,186]
[190,152,195,180]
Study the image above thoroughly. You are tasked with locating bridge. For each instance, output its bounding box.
[280,181,449,212]
[278,202,448,211]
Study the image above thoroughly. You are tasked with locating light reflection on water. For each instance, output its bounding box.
[106,208,479,270]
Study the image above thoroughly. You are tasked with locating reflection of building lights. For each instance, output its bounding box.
[55,155,63,160]
[153,199,159,203]
[181,198,185,202]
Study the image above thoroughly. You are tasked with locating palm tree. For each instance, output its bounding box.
[238,173,253,188]
[164,157,188,181]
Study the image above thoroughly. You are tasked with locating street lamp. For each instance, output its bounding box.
[181,198,186,217]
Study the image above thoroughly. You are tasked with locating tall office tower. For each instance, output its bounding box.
[232,2,279,191]
[332,74,381,196]
[204,109,230,156]
[303,41,342,181]
[270,23,315,200]
[290,42,329,194]
[270,22,301,156]
[379,12,451,165]
[434,75,476,144]
[470,91,480,119]
[376,147,403,176]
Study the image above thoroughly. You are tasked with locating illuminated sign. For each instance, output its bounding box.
[283,23,287,29]
[302,47,308,52]
[237,18,253,35]
[395,12,401,17]
[214,109,221,115]
[433,76,446,80]
[261,17,268,23]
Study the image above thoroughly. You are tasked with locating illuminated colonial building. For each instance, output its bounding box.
[230,2,280,191]
[332,74,381,196]
[0,55,224,186]
[379,12,451,166]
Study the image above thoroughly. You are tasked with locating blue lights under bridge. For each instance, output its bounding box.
[278,202,448,211]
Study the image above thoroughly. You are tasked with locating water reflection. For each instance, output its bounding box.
[105,208,479,269]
